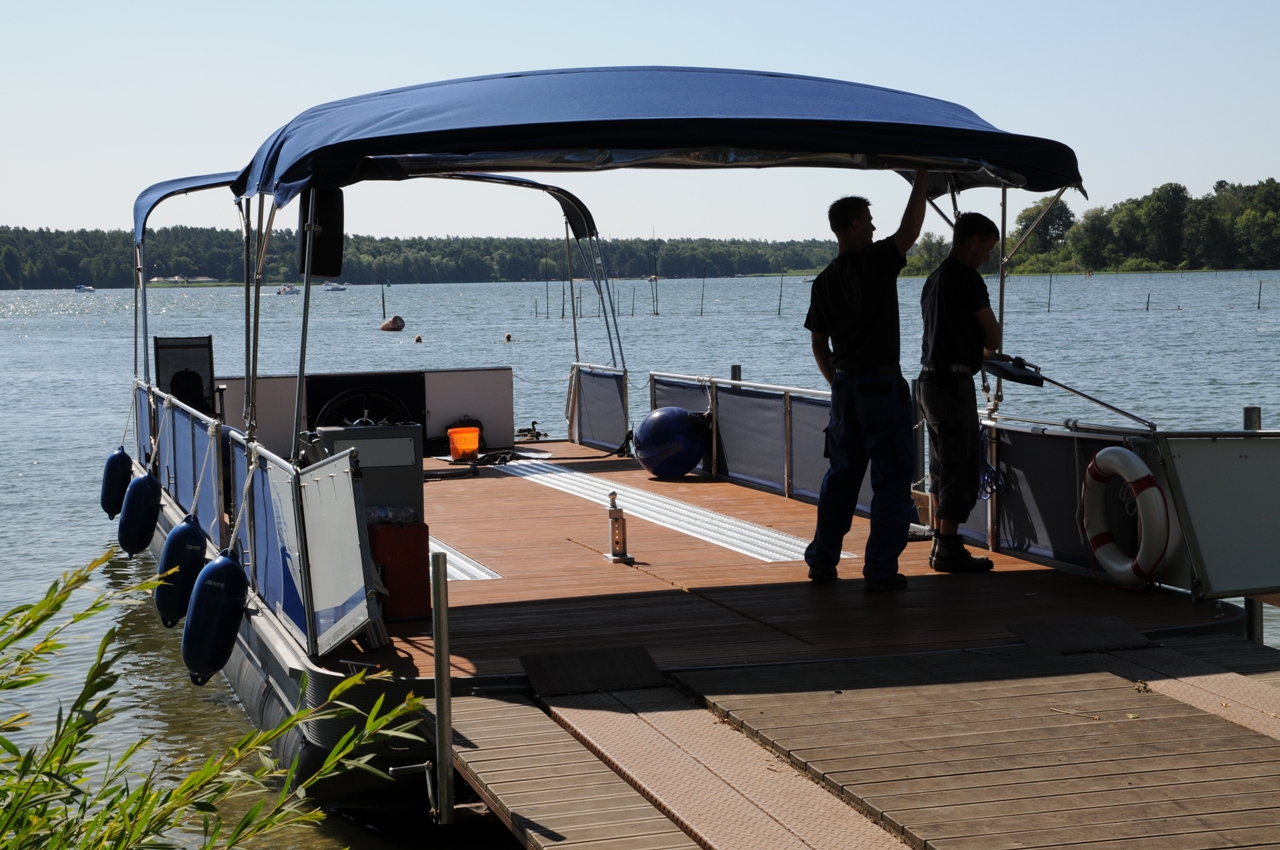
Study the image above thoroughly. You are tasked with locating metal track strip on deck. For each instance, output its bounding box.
[430,536,502,580]
[499,460,838,563]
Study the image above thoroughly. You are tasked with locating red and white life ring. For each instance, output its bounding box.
[1081,446,1169,585]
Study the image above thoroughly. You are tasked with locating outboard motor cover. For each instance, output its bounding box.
[155,514,209,628]
[117,473,162,556]
[101,446,133,519]
[634,407,711,479]
[182,549,248,686]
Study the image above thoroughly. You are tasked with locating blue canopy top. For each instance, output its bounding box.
[231,66,1083,208]
[133,172,239,246]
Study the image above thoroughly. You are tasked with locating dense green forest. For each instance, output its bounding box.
[2,178,1277,289]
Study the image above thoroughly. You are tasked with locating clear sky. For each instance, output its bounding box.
[2,0,1277,245]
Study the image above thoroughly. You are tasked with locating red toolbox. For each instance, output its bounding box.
[367,522,432,621]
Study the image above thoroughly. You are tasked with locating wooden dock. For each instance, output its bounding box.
[339,442,1280,849]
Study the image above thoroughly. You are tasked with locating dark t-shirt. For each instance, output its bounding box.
[804,237,908,372]
[919,256,992,374]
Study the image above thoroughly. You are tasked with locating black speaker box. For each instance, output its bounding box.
[297,187,344,278]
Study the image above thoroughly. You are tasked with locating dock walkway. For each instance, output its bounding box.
[346,443,1280,848]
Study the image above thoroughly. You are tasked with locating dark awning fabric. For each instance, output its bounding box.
[230,67,1083,209]
[133,172,239,246]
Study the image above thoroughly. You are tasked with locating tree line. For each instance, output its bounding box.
[0,226,838,289]
[2,177,1277,289]
[980,177,1280,275]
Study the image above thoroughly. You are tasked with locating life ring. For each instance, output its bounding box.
[1081,446,1169,585]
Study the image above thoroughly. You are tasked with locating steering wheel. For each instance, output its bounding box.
[314,387,413,428]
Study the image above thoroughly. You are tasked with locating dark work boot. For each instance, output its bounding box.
[930,534,994,573]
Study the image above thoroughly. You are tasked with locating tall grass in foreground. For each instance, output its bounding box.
[0,549,423,849]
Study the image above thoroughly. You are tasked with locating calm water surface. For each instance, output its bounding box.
[1,269,1277,846]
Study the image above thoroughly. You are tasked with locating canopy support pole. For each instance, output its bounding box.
[140,243,150,384]
[239,199,253,424]
[291,191,318,461]
[987,182,1009,553]
[566,222,579,363]
[247,199,274,441]
[133,244,141,378]
[927,199,954,230]
[1003,185,1069,265]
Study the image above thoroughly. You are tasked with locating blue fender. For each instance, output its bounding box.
[117,473,162,556]
[155,514,209,628]
[182,549,248,686]
[101,446,133,519]
[634,407,711,479]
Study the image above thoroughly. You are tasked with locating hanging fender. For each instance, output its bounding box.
[155,514,209,628]
[117,473,162,556]
[181,549,248,686]
[101,446,133,519]
[1081,446,1169,585]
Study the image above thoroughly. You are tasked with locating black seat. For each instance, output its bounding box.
[155,336,217,417]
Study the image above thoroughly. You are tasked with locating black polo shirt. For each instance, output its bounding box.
[919,256,991,375]
[804,237,907,373]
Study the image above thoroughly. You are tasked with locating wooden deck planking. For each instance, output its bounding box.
[677,648,1280,849]
[436,694,698,849]
[336,444,1232,680]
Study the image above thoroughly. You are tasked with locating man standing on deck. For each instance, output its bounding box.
[917,212,1002,572]
[804,171,929,591]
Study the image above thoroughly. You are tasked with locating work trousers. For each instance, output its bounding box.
[805,370,915,580]
[916,372,981,522]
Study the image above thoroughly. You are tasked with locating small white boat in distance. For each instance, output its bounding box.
[323,282,347,292]
[277,284,300,295]
[75,284,95,293]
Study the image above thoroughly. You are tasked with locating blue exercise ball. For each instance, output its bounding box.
[117,473,162,556]
[634,407,710,479]
[100,446,133,519]
[155,514,209,628]
[182,549,248,686]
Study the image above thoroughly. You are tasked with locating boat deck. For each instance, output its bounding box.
[336,441,1229,680]
[331,442,1280,849]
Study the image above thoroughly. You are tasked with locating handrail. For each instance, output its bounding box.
[650,371,832,400]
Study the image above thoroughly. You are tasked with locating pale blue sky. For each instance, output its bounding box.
[2,0,1277,243]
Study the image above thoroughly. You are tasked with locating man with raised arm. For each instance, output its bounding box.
[803,170,929,591]
[917,212,1002,572]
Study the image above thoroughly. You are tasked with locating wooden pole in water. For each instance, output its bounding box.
[561,281,565,318]
[778,268,784,316]
[700,268,706,317]
[1259,280,1264,309]
[1047,273,1052,313]
[632,287,635,316]
[1146,293,1150,311]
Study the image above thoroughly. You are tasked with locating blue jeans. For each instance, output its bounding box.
[805,371,916,580]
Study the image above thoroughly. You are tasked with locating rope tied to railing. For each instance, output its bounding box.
[978,425,1004,501]
[188,421,218,530]
[227,444,258,559]
[120,392,135,448]
[149,395,171,476]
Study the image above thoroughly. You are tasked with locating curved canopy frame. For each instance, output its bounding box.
[230,66,1083,208]
[134,172,239,246]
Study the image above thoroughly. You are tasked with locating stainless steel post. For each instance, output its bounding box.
[783,391,793,498]
[431,551,454,824]
[291,190,318,461]
[1244,405,1265,643]
[140,243,150,383]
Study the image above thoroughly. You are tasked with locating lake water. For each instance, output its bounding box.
[2,268,1278,847]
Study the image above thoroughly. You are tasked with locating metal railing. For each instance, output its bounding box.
[135,381,224,547]
[567,362,630,450]
[649,372,831,499]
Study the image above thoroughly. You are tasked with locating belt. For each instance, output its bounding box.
[919,364,975,377]
[836,365,901,377]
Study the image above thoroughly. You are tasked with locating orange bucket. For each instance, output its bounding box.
[447,427,480,461]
